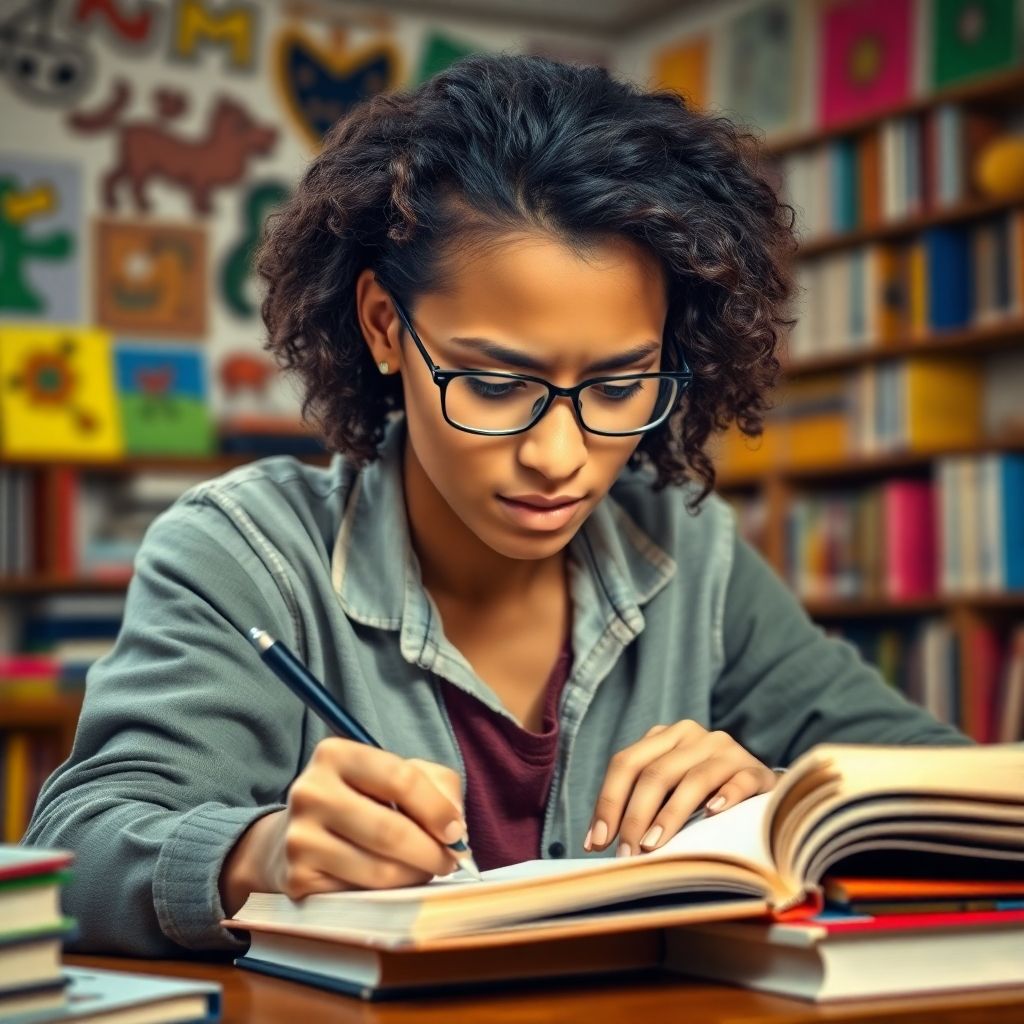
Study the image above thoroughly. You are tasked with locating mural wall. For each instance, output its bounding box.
[0,0,609,453]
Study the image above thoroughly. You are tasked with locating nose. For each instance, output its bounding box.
[516,394,588,482]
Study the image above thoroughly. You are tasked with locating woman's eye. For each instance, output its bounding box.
[597,382,643,400]
[466,377,523,398]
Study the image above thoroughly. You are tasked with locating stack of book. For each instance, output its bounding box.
[0,846,75,1017]
[223,743,1024,1002]
[0,846,222,1023]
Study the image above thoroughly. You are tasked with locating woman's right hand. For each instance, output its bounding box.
[220,738,466,915]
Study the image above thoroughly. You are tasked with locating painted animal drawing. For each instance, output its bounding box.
[69,80,277,215]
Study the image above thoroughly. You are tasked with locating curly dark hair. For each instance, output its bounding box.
[257,51,796,506]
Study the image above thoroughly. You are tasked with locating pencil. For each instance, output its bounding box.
[247,627,482,881]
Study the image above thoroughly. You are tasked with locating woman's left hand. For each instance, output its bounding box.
[584,720,779,857]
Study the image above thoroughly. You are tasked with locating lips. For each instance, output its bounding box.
[500,494,583,509]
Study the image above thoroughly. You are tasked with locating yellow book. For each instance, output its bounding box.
[779,375,850,468]
[907,239,929,339]
[0,324,123,460]
[711,422,778,479]
[3,731,30,843]
[902,358,982,451]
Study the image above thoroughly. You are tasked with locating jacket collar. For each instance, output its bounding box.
[331,416,676,647]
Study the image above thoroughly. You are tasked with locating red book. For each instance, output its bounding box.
[51,467,79,576]
[964,622,1004,743]
[883,478,936,599]
[0,846,73,882]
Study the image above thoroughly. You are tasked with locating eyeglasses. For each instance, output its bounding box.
[382,288,692,437]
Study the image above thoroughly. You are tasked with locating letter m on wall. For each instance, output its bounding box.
[172,0,259,71]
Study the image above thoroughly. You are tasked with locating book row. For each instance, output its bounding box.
[828,620,1024,747]
[0,730,62,844]
[788,210,1024,361]
[0,468,206,580]
[717,355,996,478]
[781,457,1024,601]
[778,104,1005,242]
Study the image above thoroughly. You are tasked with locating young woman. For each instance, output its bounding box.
[26,53,970,956]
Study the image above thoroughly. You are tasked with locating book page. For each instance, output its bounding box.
[653,791,774,872]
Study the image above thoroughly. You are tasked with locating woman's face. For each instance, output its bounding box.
[363,232,669,563]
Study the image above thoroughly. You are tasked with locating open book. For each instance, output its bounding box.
[225,742,1024,952]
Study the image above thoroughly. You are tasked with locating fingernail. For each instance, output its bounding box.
[706,795,727,813]
[616,842,631,858]
[442,820,465,844]
[640,825,663,849]
[583,827,593,851]
[591,820,609,847]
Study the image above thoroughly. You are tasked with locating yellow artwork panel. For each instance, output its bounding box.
[0,324,123,459]
[652,36,709,109]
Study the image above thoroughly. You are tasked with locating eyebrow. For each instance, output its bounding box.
[448,337,661,374]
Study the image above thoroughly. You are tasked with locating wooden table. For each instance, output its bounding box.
[67,955,1024,1023]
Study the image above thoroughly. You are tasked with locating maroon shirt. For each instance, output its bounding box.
[440,635,573,870]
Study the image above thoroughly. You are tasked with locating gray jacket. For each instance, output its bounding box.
[25,417,970,956]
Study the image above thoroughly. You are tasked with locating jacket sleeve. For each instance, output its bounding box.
[23,499,311,956]
[710,532,974,768]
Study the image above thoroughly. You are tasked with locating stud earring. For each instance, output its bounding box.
[378,360,390,374]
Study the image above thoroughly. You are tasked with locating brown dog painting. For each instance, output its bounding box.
[69,80,277,216]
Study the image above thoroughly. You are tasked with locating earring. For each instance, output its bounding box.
[378,360,390,374]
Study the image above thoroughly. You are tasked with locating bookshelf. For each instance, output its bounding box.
[0,449,330,841]
[717,64,1024,747]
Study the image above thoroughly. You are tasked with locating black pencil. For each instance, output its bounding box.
[247,627,482,881]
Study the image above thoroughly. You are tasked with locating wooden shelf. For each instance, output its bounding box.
[0,695,84,729]
[804,594,1024,618]
[783,320,1024,377]
[717,437,1024,489]
[763,65,1024,156]
[0,575,132,595]
[795,195,1021,259]
[1,452,332,474]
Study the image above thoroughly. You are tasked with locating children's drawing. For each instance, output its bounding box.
[0,325,123,459]
[220,181,289,318]
[170,0,259,71]
[72,0,161,50]
[651,35,710,109]
[69,79,277,215]
[0,0,95,105]
[414,30,477,85]
[115,341,214,455]
[723,0,801,133]
[819,0,913,127]
[273,26,401,146]
[932,0,1018,88]
[95,219,206,337]
[0,154,81,321]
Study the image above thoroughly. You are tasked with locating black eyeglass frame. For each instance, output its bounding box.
[382,286,693,438]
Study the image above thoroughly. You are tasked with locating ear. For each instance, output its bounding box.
[355,268,403,376]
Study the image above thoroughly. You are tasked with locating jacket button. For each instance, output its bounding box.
[548,841,565,858]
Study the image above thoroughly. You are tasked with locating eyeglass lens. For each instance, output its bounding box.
[443,375,679,434]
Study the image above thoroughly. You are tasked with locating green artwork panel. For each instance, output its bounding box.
[415,31,478,85]
[933,0,1018,87]
[119,393,214,456]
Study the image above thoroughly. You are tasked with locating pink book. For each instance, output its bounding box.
[0,655,61,679]
[883,479,936,599]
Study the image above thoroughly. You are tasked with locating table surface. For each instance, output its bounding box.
[66,955,1024,1024]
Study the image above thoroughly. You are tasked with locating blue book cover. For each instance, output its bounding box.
[999,455,1024,591]
[924,226,972,329]
[5,967,221,1024]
